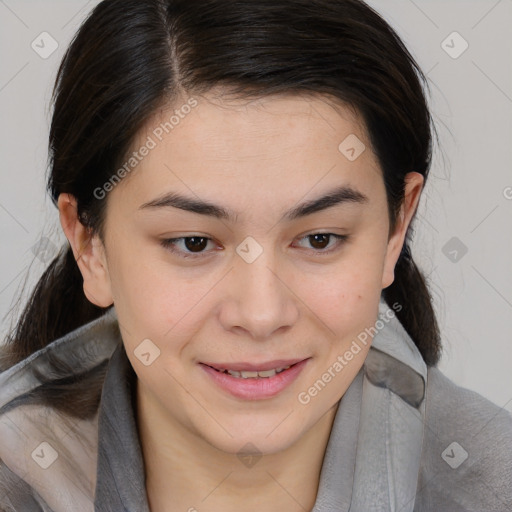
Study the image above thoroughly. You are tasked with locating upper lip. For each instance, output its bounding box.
[201,358,308,372]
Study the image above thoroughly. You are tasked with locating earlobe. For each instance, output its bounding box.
[57,193,114,308]
[381,172,424,290]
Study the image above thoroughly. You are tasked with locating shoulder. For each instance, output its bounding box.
[415,366,512,511]
[425,366,512,447]
[0,308,120,412]
[0,309,121,512]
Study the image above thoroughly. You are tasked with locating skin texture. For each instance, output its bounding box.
[58,92,423,512]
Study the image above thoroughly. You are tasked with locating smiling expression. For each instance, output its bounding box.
[72,91,420,455]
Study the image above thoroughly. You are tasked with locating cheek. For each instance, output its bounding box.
[296,247,385,329]
[290,252,384,348]
[108,251,215,351]
[299,281,379,349]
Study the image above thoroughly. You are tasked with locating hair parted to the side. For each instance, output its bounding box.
[2,0,441,377]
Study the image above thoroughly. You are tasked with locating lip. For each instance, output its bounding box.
[200,358,310,400]
[201,358,306,372]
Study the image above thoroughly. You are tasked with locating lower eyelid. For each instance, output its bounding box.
[161,233,349,257]
[295,233,348,252]
[160,236,216,256]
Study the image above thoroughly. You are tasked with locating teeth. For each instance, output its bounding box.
[240,370,259,379]
[257,369,277,378]
[221,365,291,379]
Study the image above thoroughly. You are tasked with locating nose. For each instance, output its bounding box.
[218,247,299,340]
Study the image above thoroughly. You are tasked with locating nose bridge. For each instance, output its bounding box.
[221,240,298,339]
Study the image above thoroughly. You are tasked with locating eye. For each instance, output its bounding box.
[294,233,349,254]
[160,236,217,259]
[160,232,349,260]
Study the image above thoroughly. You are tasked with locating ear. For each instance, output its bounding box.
[381,172,424,290]
[57,193,114,307]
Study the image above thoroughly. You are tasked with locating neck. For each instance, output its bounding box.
[136,383,339,512]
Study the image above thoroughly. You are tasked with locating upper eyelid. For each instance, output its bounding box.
[162,233,347,256]
[164,232,344,245]
[294,233,347,250]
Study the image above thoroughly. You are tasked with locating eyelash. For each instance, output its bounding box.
[159,233,349,259]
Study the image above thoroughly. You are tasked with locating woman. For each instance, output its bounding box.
[0,0,510,510]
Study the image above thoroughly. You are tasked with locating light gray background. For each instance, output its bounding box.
[0,1,511,412]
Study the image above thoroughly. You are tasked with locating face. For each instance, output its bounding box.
[60,92,422,456]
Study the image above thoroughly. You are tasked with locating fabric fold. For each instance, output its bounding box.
[94,341,150,512]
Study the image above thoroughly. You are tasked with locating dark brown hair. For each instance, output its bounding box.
[2,0,441,377]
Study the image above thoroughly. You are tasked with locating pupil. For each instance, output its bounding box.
[310,234,329,249]
[185,237,207,252]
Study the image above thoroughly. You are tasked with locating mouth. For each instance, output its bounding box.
[199,359,309,400]
[204,364,294,379]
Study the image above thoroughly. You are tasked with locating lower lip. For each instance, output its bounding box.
[200,360,309,400]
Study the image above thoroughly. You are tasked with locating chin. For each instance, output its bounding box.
[197,407,317,457]
[207,429,302,458]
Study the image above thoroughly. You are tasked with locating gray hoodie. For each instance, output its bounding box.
[0,297,511,511]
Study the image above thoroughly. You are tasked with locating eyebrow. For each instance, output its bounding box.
[139,184,369,222]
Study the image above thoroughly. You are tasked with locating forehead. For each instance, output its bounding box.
[111,92,384,212]
[144,92,369,158]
